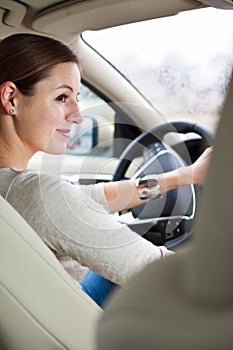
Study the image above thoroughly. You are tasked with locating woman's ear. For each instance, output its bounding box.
[0,81,17,116]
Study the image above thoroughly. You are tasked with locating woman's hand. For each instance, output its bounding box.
[191,147,213,185]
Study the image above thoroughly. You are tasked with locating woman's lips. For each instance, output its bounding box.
[56,129,71,138]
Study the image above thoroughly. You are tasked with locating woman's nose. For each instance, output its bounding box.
[66,103,83,124]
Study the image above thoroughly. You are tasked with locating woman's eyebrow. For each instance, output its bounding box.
[56,84,73,91]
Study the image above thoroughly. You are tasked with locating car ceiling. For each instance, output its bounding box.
[0,0,206,41]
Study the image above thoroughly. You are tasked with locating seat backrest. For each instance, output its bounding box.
[0,195,101,350]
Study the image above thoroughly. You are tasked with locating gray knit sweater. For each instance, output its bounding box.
[0,168,172,285]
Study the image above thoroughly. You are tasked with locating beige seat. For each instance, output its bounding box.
[0,195,101,350]
[97,75,233,348]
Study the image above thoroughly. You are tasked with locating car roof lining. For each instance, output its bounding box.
[31,0,205,35]
[0,0,206,39]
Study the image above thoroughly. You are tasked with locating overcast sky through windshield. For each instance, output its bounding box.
[84,8,233,66]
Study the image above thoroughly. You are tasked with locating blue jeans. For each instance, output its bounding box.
[80,270,118,307]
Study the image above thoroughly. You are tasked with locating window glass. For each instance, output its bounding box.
[83,8,233,131]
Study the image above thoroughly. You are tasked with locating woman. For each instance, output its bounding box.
[0,33,212,307]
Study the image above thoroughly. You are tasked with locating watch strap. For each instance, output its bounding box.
[135,174,161,200]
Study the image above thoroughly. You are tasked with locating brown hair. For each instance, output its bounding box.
[0,33,80,96]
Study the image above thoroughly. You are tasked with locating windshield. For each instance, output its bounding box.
[83,8,233,131]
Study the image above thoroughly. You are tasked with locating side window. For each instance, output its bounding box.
[67,82,115,157]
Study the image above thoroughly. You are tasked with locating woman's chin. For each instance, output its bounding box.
[44,143,67,155]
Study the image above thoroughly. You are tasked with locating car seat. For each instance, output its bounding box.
[97,75,233,348]
[0,195,102,350]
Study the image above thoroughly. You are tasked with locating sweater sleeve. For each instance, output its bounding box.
[74,181,111,213]
[7,170,173,285]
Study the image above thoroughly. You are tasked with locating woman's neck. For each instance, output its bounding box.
[0,152,29,170]
[0,137,30,170]
[0,116,33,170]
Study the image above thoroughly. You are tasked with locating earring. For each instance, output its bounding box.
[9,109,15,115]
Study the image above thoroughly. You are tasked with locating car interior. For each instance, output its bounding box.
[0,0,233,349]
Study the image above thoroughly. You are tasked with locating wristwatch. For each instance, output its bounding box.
[135,174,161,200]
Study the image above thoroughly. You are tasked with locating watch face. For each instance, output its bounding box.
[147,178,159,189]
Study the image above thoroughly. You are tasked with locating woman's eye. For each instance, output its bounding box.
[57,94,68,102]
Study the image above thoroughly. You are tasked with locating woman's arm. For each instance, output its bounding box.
[104,147,213,213]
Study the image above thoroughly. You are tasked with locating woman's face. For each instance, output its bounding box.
[15,62,83,155]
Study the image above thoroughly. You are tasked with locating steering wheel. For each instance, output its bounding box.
[113,120,214,248]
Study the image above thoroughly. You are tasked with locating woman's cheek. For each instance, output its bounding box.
[52,109,66,125]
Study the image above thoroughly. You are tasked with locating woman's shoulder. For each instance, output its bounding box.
[8,168,54,186]
[2,168,68,198]
[14,168,64,181]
